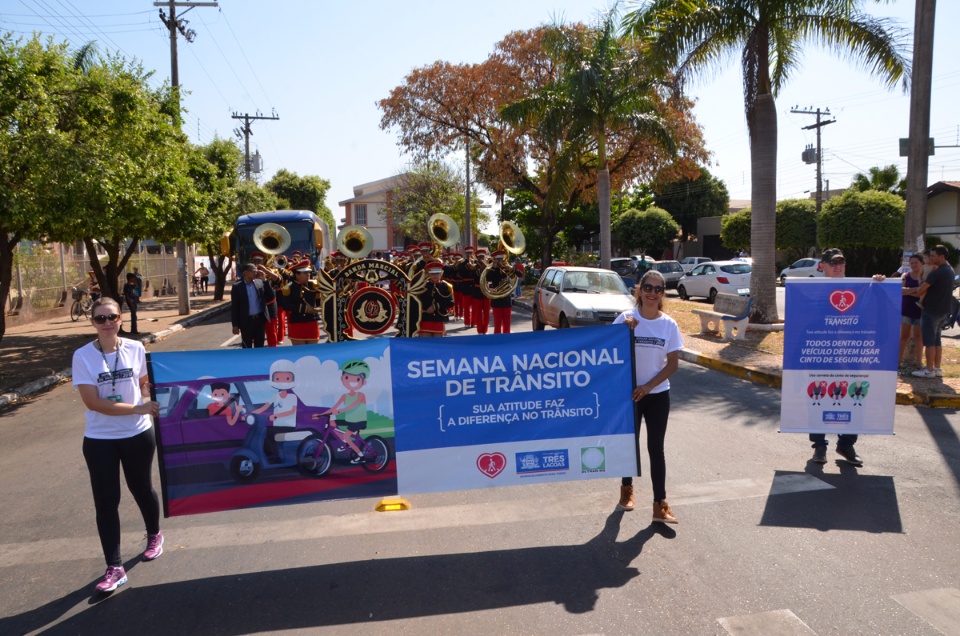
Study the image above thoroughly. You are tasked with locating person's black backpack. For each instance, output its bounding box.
[945,295,960,330]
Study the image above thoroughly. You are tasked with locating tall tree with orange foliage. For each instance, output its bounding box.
[378,25,707,267]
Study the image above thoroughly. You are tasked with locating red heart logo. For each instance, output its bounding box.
[477,452,507,478]
[829,290,856,313]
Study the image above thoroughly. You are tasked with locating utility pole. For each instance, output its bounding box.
[232,111,279,181]
[464,138,472,249]
[156,0,218,315]
[904,0,936,256]
[792,107,835,214]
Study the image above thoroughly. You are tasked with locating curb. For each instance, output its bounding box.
[0,302,230,410]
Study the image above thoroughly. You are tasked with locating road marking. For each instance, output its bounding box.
[0,473,833,567]
[220,334,240,347]
[892,588,960,635]
[718,609,817,635]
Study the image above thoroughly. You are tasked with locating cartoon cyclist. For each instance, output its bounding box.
[313,359,369,463]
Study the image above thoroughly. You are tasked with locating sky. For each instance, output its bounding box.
[4,1,960,234]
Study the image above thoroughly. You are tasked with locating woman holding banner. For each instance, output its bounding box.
[72,297,163,593]
[612,270,683,524]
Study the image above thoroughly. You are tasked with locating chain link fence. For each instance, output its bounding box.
[4,241,205,316]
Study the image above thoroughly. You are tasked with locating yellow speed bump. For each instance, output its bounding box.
[376,497,411,512]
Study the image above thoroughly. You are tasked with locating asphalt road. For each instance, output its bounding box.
[1,309,958,635]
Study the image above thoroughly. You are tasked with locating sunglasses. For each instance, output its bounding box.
[827,259,846,265]
[92,314,121,324]
[641,284,665,294]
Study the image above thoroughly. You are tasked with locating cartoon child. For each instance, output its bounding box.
[253,359,299,429]
[207,381,241,426]
[313,359,369,463]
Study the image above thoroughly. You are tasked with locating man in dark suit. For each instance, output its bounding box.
[231,263,276,348]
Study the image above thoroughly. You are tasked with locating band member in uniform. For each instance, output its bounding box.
[446,252,463,321]
[485,250,514,334]
[258,261,295,347]
[458,246,479,328]
[473,247,491,334]
[279,259,322,345]
[417,261,454,337]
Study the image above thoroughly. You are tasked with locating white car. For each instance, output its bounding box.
[677,260,752,303]
[679,256,712,274]
[532,266,635,329]
[779,258,824,285]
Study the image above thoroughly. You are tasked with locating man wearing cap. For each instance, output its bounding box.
[807,248,882,466]
[911,245,957,379]
[417,261,454,337]
[485,250,514,334]
[279,259,322,345]
[231,262,276,348]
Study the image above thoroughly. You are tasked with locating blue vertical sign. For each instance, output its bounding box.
[780,279,899,434]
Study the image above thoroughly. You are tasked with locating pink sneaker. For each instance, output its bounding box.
[96,566,127,593]
[144,531,164,561]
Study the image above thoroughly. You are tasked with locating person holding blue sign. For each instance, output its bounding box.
[613,270,683,524]
[808,248,887,466]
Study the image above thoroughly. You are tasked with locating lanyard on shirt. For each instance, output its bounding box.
[95,339,122,392]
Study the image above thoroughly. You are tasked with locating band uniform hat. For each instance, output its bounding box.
[250,251,266,262]
[821,248,845,263]
[426,261,444,274]
[419,242,432,251]
[332,251,345,259]
[464,245,476,253]
[292,258,313,273]
[492,249,506,259]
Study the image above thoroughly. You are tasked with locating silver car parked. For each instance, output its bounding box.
[532,266,635,330]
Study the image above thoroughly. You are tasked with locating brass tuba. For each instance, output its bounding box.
[253,222,292,255]
[499,221,525,255]
[336,225,373,260]
[427,213,460,258]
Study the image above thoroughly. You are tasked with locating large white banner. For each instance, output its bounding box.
[780,279,900,434]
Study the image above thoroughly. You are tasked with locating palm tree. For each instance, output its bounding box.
[624,1,909,322]
[503,10,676,269]
[850,164,905,198]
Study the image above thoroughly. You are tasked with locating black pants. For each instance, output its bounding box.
[622,390,670,503]
[240,315,266,348]
[127,301,138,333]
[82,429,161,567]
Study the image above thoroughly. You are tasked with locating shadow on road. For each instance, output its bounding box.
[2,512,676,635]
[918,407,960,492]
[758,469,902,533]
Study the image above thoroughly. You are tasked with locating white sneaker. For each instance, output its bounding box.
[934,368,944,377]
[912,368,936,378]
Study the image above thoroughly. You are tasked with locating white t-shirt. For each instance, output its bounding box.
[72,338,152,439]
[271,392,298,427]
[613,308,684,393]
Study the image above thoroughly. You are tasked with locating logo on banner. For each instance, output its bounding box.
[477,452,507,478]
[580,446,606,473]
[829,290,857,313]
[516,449,570,475]
[346,286,398,335]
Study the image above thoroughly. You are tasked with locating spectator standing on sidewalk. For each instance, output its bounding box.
[72,298,163,593]
[912,245,957,379]
[809,248,886,466]
[613,269,683,524]
[122,273,140,335]
[897,253,924,373]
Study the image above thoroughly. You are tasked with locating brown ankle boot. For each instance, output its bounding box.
[617,485,635,511]
[653,499,678,524]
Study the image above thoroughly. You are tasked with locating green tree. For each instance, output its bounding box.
[721,209,752,252]
[775,198,817,261]
[612,206,680,256]
[626,0,909,322]
[817,189,905,276]
[266,168,334,229]
[0,35,72,344]
[850,164,906,198]
[187,137,245,299]
[47,52,198,302]
[654,167,729,241]
[389,162,490,246]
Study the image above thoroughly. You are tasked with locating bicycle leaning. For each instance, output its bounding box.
[70,287,94,322]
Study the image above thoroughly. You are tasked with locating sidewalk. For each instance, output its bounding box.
[0,294,230,409]
[512,295,960,409]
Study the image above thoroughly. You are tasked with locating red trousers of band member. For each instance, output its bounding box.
[265,307,288,346]
[472,296,490,334]
[492,306,511,334]
[454,291,464,319]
